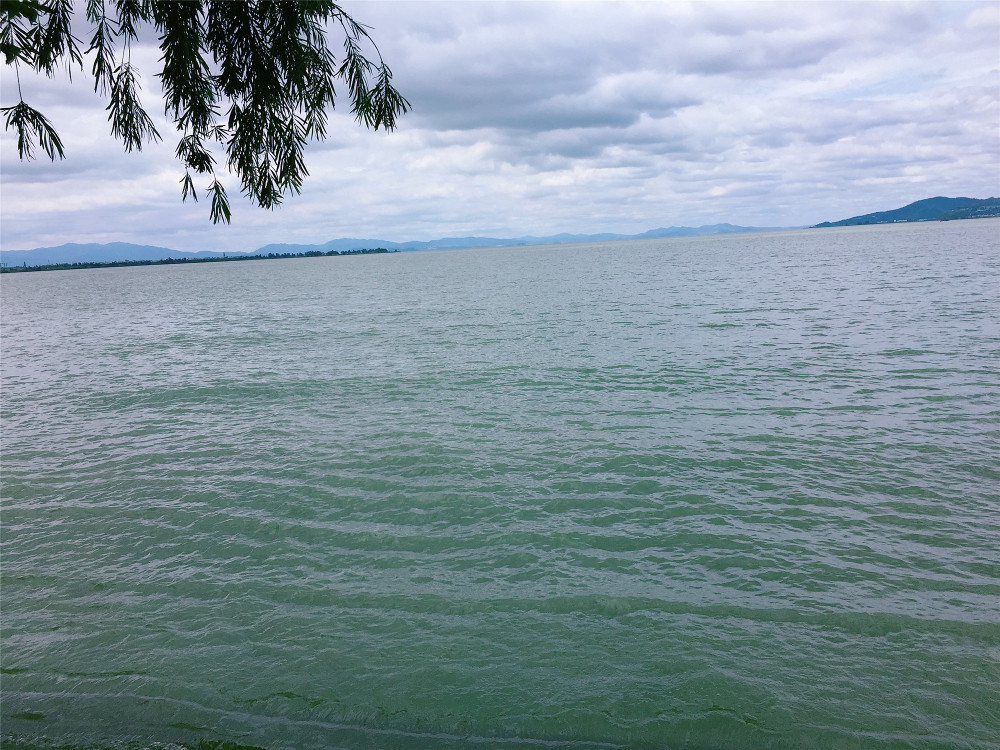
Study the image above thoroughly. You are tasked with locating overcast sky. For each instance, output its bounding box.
[1,1,997,253]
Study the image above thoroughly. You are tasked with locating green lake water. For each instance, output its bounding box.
[2,221,998,749]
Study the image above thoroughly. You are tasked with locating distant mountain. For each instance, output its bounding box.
[252,223,781,256]
[4,197,996,268]
[813,196,1000,227]
[0,242,241,267]
[937,197,1000,221]
[2,224,781,267]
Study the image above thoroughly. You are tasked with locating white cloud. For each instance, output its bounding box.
[1,1,997,252]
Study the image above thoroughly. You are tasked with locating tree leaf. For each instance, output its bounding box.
[1,100,66,160]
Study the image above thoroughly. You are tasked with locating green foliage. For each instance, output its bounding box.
[1,0,410,223]
[2,99,65,159]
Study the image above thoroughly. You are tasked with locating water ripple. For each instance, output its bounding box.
[3,222,999,749]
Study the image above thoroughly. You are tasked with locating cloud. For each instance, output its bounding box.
[1,1,997,252]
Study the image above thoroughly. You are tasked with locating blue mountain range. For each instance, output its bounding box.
[1,223,781,267]
[4,195,995,267]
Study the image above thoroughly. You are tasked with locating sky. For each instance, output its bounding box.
[1,1,998,254]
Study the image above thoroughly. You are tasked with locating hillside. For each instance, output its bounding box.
[937,197,1000,221]
[813,196,998,227]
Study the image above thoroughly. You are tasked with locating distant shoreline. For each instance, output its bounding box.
[4,198,997,271]
[0,247,396,274]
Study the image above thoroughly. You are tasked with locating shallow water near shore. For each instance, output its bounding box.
[2,221,999,750]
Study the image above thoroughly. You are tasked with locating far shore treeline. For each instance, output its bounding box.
[0,247,395,274]
[4,196,997,274]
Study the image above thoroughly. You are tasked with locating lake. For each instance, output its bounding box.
[2,220,998,750]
